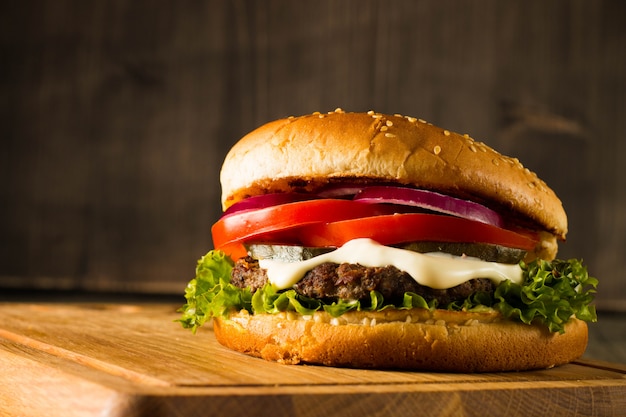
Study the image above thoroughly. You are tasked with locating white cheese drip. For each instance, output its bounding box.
[258,238,523,290]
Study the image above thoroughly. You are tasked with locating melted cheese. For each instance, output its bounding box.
[259,238,522,290]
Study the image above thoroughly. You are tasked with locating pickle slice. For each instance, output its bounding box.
[247,242,525,264]
[246,244,333,262]
[397,242,526,264]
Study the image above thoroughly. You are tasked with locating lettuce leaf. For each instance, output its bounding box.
[177,250,250,333]
[177,250,597,334]
[494,258,598,333]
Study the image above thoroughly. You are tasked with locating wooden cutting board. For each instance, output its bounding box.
[1,303,625,417]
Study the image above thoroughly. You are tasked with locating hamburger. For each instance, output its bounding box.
[178,109,597,372]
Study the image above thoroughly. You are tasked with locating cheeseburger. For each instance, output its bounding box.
[178,109,597,372]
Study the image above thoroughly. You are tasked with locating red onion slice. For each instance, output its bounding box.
[316,184,367,198]
[315,181,403,198]
[353,186,504,227]
[222,193,315,217]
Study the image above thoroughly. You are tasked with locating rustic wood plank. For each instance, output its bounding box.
[0,338,134,417]
[1,304,625,417]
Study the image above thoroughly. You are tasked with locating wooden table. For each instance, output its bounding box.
[1,303,625,417]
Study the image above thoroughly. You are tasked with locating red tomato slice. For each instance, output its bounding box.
[297,213,538,251]
[211,199,539,258]
[211,199,402,253]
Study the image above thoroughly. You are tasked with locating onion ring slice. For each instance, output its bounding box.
[353,186,504,227]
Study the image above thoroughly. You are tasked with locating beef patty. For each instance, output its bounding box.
[231,257,496,306]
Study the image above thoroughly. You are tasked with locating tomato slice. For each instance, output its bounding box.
[211,199,539,258]
[211,199,402,253]
[297,213,538,251]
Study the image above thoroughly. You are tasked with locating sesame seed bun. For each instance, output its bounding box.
[213,308,588,372]
[220,110,567,240]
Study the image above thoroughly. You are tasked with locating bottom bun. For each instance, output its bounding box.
[213,308,588,372]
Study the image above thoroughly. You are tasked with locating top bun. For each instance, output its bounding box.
[220,110,567,239]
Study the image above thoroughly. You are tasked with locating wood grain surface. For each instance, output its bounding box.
[1,1,625,311]
[1,303,625,417]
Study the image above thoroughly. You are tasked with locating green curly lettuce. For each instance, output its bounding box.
[494,258,598,333]
[177,250,249,333]
[177,251,597,334]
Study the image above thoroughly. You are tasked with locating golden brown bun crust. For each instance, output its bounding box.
[221,110,567,239]
[213,308,587,372]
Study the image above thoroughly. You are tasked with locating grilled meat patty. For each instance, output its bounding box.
[231,257,496,306]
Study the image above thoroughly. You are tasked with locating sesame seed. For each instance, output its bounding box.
[334,107,344,113]
[386,120,393,127]
[469,145,477,152]
[463,133,470,138]
[385,132,396,137]
[318,113,325,118]
[433,145,442,155]
[406,116,417,123]
[394,113,403,117]
[380,125,388,131]
[367,110,375,115]
[312,111,320,115]
[443,130,450,136]
[528,182,536,188]
[418,118,427,124]
[492,158,500,166]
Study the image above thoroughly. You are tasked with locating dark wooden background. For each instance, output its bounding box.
[1,1,625,310]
